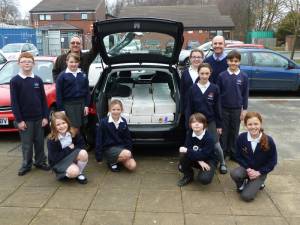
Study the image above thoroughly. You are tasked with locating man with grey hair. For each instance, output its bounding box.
[52,35,98,81]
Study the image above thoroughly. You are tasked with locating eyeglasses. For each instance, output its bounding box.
[191,56,203,59]
[70,41,81,45]
[19,61,34,64]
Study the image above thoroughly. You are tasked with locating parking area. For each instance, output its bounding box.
[0,97,300,225]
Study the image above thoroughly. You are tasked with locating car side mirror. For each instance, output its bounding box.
[287,62,295,70]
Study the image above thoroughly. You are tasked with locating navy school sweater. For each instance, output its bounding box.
[56,70,90,111]
[216,70,249,110]
[184,130,217,163]
[180,69,195,113]
[47,133,85,167]
[10,75,48,122]
[95,117,132,162]
[235,132,277,175]
[185,83,222,129]
[203,55,228,84]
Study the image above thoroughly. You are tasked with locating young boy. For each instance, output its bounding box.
[10,52,50,176]
[216,50,249,161]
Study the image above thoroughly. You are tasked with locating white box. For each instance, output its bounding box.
[154,100,176,114]
[151,113,174,124]
[129,114,152,124]
[132,84,151,97]
[110,97,133,114]
[132,98,154,115]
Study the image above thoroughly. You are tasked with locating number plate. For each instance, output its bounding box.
[0,118,9,125]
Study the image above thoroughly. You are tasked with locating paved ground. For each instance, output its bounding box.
[0,97,300,225]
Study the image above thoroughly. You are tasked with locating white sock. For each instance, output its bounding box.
[77,160,87,174]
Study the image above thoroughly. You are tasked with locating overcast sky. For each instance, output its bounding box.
[19,0,42,18]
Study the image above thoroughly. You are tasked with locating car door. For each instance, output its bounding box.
[238,51,253,87]
[250,51,298,91]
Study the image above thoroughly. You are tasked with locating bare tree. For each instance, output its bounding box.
[0,0,20,23]
[284,0,300,59]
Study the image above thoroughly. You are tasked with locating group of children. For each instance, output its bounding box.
[10,48,277,202]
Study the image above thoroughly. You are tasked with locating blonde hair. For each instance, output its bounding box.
[109,99,123,111]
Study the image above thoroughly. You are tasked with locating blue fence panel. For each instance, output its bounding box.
[0,28,37,48]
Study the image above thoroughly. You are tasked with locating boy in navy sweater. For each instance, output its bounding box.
[177,113,218,187]
[95,99,137,172]
[203,35,228,84]
[10,52,50,176]
[185,63,227,174]
[216,50,249,161]
[231,112,277,201]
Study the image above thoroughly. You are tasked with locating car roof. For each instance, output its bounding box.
[7,56,56,62]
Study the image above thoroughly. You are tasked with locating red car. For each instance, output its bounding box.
[0,56,56,132]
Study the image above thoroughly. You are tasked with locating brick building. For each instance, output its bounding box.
[29,0,106,55]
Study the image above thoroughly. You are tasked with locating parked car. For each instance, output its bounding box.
[186,40,200,50]
[0,57,56,132]
[225,43,265,49]
[224,48,300,91]
[0,50,7,69]
[179,39,244,66]
[121,39,142,53]
[88,18,185,146]
[1,43,39,60]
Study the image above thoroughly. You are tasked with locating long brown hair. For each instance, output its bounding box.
[48,112,76,140]
[244,112,269,151]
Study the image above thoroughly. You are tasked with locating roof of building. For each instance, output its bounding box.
[30,0,104,13]
[0,23,33,29]
[118,5,234,30]
[37,23,81,31]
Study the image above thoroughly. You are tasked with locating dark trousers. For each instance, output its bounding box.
[230,166,267,202]
[207,121,225,165]
[221,107,241,157]
[178,154,216,185]
[19,120,47,170]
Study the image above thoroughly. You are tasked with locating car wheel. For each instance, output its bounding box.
[184,57,190,67]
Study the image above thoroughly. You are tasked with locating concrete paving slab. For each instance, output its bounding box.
[182,191,230,215]
[100,171,141,189]
[234,216,288,225]
[0,188,17,203]
[30,208,85,225]
[226,191,280,216]
[185,214,236,225]
[276,160,300,175]
[45,187,97,210]
[133,212,184,225]
[22,171,60,188]
[270,193,300,217]
[90,187,139,211]
[1,186,56,208]
[140,172,180,190]
[82,210,134,225]
[135,157,178,174]
[181,174,223,192]
[0,207,39,225]
[286,217,300,225]
[137,189,182,213]
[217,173,237,192]
[265,174,300,193]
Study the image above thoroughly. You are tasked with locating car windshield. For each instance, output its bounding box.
[2,44,22,53]
[105,32,175,57]
[0,60,54,84]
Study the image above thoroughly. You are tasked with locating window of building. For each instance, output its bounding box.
[64,14,70,20]
[39,14,51,21]
[81,13,88,20]
[39,15,45,20]
[45,15,51,20]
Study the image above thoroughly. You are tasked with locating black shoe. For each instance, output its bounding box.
[76,174,88,184]
[177,175,193,187]
[108,163,121,172]
[35,163,50,171]
[237,179,248,193]
[219,164,228,174]
[260,183,265,190]
[18,167,31,176]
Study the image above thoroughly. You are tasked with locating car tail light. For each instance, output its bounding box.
[88,103,97,115]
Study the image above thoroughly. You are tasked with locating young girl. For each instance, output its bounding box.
[230,112,277,202]
[47,112,88,184]
[177,113,218,187]
[95,99,137,172]
[185,63,227,174]
[56,53,90,134]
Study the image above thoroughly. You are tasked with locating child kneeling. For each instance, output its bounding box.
[47,112,88,184]
[177,113,218,186]
[95,99,136,172]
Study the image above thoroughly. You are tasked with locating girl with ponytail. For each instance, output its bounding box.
[230,112,277,202]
